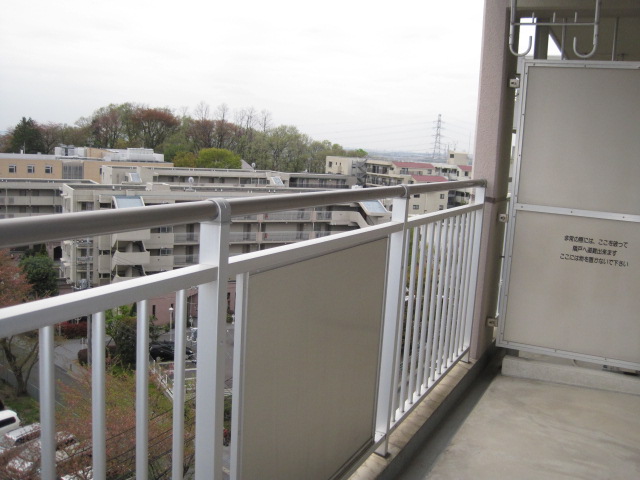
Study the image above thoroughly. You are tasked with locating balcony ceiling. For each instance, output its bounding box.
[516,0,640,61]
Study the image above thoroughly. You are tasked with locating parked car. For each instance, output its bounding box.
[149,341,195,362]
[0,410,20,436]
[4,432,83,479]
[0,424,40,465]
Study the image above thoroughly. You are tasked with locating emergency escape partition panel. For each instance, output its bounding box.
[498,60,640,369]
[232,238,388,480]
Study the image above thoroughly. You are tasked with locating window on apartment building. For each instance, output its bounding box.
[439,205,444,210]
[45,165,53,174]
[450,153,454,158]
[413,194,420,198]
[440,194,445,199]
[27,165,35,174]
[55,205,62,213]
[9,165,16,173]
[412,205,419,210]
[328,161,333,167]
[160,248,173,256]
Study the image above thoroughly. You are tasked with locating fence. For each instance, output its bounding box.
[0,180,484,479]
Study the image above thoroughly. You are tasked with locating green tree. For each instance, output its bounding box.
[9,117,45,154]
[196,148,241,169]
[19,253,59,299]
[173,151,197,168]
[0,250,38,396]
[106,305,138,368]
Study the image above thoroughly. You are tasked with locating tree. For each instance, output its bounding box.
[173,151,197,168]
[105,305,137,367]
[56,368,194,478]
[0,250,38,396]
[19,253,59,299]
[187,118,215,151]
[39,122,63,154]
[9,117,45,153]
[131,107,179,150]
[196,148,241,169]
[89,104,126,148]
[0,250,31,307]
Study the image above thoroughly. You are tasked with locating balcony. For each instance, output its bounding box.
[111,251,150,269]
[261,210,311,221]
[174,232,199,244]
[229,232,257,243]
[260,231,310,242]
[0,181,490,479]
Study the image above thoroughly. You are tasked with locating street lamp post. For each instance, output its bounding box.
[168,307,174,342]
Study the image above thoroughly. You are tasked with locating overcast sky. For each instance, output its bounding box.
[0,0,485,154]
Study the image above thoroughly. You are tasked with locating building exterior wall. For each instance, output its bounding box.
[57,182,389,290]
[0,150,174,183]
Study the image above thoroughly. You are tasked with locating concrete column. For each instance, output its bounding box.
[470,0,518,360]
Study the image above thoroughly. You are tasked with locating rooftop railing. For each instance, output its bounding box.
[0,179,485,480]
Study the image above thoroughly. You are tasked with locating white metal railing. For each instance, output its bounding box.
[0,180,484,480]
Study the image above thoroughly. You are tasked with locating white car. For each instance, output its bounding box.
[4,432,83,479]
[0,423,40,465]
[0,411,20,436]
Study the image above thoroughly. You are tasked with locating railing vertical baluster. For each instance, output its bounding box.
[432,220,448,379]
[457,212,473,355]
[173,290,187,480]
[195,199,231,480]
[438,218,454,375]
[39,325,56,480]
[375,195,409,455]
[136,300,149,479]
[428,220,443,384]
[92,311,106,480]
[399,227,418,410]
[450,214,466,358]
[412,224,428,398]
[419,222,435,390]
[408,225,425,402]
[443,216,460,365]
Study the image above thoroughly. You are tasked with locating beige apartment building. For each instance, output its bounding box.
[0,146,171,183]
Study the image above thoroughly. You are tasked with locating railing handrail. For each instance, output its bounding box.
[0,179,485,249]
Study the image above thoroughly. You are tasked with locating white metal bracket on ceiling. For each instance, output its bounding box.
[509,0,601,58]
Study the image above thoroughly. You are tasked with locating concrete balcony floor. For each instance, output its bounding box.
[395,356,640,480]
[52,346,640,479]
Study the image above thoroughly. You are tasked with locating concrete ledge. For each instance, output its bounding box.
[349,346,499,480]
[502,355,640,396]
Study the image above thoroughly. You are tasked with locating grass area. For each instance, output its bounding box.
[0,379,40,425]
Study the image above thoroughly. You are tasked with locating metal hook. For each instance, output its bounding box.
[509,0,532,57]
[572,0,601,59]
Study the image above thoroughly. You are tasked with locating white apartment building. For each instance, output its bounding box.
[325,154,473,213]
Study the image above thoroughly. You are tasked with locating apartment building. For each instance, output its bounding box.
[99,164,355,190]
[325,154,473,213]
[58,182,389,290]
[0,146,171,183]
